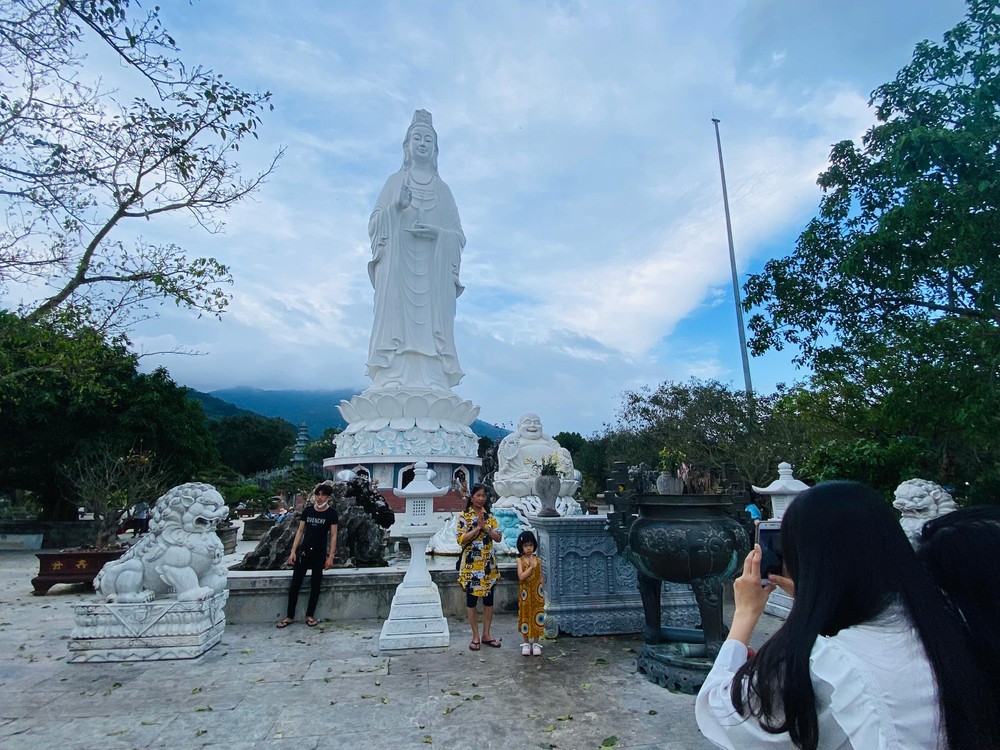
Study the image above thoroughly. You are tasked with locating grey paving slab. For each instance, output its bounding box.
[0,548,785,750]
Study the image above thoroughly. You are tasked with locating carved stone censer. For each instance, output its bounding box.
[606,463,750,692]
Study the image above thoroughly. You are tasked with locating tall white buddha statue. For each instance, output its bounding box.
[366,109,465,392]
[335,110,479,460]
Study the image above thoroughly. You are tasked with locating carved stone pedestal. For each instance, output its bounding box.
[68,590,228,662]
[636,644,712,694]
[530,515,699,638]
[379,526,450,649]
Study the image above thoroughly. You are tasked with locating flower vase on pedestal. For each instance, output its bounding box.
[656,473,684,495]
[534,475,562,517]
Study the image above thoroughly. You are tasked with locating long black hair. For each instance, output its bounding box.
[918,506,1000,694]
[731,481,1000,749]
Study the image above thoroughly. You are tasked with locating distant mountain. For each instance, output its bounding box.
[186,389,262,421]
[196,387,508,441]
[206,387,355,437]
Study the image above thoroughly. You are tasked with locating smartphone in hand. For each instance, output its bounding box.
[755,520,783,584]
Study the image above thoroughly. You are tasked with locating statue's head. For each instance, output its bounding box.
[517,413,543,440]
[403,109,439,172]
[893,478,956,519]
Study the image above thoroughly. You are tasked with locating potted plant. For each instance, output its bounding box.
[656,448,686,495]
[241,496,286,541]
[531,454,563,517]
[32,448,166,595]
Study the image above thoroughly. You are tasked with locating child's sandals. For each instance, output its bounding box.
[520,643,531,656]
[531,643,542,656]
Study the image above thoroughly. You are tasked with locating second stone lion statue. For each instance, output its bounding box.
[95,482,231,603]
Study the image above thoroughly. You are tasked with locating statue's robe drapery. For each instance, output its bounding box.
[366,168,465,391]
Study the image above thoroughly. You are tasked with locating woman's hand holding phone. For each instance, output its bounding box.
[729,545,775,647]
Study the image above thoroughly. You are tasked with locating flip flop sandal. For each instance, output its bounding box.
[276,618,293,629]
[482,638,502,648]
[469,640,481,651]
[306,617,319,627]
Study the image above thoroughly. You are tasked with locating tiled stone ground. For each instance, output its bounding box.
[0,548,781,750]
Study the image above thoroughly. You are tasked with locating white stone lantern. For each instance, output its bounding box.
[751,462,808,619]
[379,462,450,650]
[752,462,809,521]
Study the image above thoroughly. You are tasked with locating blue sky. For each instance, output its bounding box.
[95,0,968,435]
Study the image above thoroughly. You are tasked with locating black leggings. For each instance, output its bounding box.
[465,583,495,609]
[287,547,325,618]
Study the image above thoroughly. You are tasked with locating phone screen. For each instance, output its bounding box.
[757,525,784,582]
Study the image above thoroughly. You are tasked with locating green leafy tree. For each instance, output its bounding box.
[304,427,340,465]
[210,414,296,477]
[551,430,612,497]
[270,467,324,500]
[63,445,168,548]
[610,379,813,490]
[477,435,493,459]
[553,431,586,456]
[0,314,219,518]
[743,0,1000,499]
[1,0,279,334]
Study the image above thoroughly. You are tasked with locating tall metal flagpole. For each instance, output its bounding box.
[711,117,753,398]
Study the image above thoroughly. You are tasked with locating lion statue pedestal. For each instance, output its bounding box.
[69,483,231,663]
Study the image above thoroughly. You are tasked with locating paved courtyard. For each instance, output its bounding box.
[0,546,780,750]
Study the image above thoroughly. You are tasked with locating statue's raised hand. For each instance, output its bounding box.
[397,183,412,209]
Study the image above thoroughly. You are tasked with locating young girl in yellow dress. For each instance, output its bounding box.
[516,530,545,656]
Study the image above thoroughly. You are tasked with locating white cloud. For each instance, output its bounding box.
[22,0,967,434]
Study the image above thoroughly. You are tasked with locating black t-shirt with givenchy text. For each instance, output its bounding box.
[299,504,338,552]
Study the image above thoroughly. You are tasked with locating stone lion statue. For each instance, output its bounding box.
[893,478,958,547]
[95,482,231,603]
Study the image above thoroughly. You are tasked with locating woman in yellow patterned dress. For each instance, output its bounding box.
[516,530,545,656]
[457,484,502,650]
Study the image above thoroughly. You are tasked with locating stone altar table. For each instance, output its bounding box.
[531,514,699,639]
